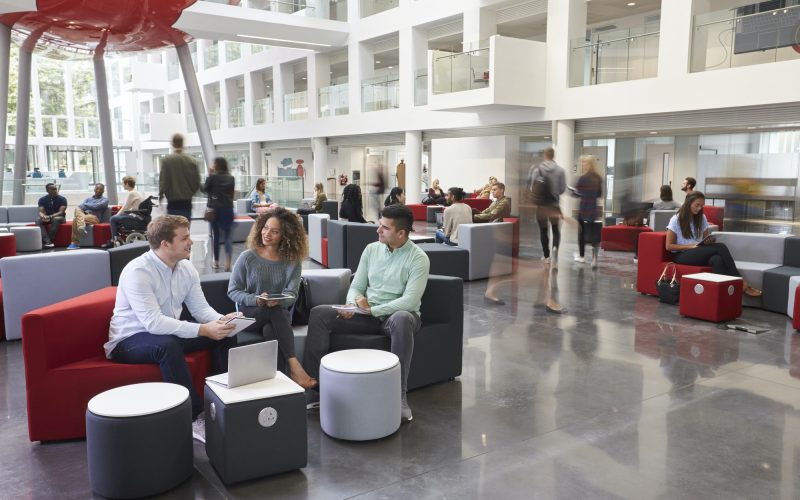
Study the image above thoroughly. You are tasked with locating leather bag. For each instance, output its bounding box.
[656,263,680,305]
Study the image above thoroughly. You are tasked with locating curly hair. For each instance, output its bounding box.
[341,183,362,205]
[246,207,308,263]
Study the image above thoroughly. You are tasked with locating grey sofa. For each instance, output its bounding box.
[417,243,469,281]
[327,220,378,272]
[108,242,150,286]
[761,237,800,314]
[649,209,677,231]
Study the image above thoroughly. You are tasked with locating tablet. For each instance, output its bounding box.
[224,316,256,336]
[258,293,295,301]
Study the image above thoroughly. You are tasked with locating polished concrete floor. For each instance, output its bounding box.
[2,218,800,499]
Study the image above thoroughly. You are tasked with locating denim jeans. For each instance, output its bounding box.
[109,213,138,238]
[434,229,456,246]
[110,332,236,418]
[210,207,234,261]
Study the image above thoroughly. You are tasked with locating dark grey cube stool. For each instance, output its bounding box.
[426,205,445,223]
[204,372,307,484]
[320,349,400,441]
[86,383,192,499]
[417,242,470,281]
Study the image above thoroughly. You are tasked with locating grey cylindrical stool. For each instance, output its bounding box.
[86,383,193,499]
[320,349,400,441]
[10,226,42,252]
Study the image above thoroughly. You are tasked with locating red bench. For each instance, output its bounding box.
[601,225,652,252]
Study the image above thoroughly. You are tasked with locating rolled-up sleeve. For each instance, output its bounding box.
[184,270,222,324]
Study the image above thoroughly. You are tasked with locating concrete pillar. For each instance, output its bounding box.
[244,70,254,127]
[553,120,575,215]
[348,41,374,114]
[399,26,426,108]
[0,24,10,204]
[93,52,119,204]
[13,42,35,205]
[404,131,422,204]
[463,7,497,51]
[273,62,294,123]
[312,137,327,187]
[307,52,330,118]
[248,141,262,178]
[176,43,216,165]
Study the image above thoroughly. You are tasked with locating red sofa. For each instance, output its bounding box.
[37,221,112,247]
[601,225,652,252]
[636,232,711,296]
[464,198,491,211]
[22,287,210,442]
[794,285,800,331]
[405,204,428,221]
[703,205,724,231]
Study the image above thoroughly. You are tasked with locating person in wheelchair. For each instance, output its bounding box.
[102,176,144,248]
[103,194,158,247]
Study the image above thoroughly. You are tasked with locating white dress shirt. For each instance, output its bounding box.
[104,250,222,357]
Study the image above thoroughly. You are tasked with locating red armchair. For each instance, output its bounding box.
[636,232,711,296]
[22,287,210,442]
[601,225,652,252]
[405,204,428,221]
[703,205,724,231]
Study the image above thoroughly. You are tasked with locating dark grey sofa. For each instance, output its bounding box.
[416,243,469,281]
[762,237,800,314]
[107,242,150,286]
[327,220,379,272]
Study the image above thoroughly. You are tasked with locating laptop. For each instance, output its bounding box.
[206,340,278,389]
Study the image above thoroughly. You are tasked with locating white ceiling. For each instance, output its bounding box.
[586,0,662,25]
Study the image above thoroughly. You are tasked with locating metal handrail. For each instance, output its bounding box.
[434,47,489,62]
[694,3,800,29]
[572,31,660,50]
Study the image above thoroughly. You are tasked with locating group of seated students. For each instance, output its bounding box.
[105,203,429,436]
[34,176,149,249]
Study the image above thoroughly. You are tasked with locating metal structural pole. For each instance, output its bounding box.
[0,24,11,205]
[175,43,215,165]
[93,49,119,204]
[13,44,34,205]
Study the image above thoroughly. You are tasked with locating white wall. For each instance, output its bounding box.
[431,135,511,197]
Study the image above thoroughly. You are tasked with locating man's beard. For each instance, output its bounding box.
[681,186,688,192]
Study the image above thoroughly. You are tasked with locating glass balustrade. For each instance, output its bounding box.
[208,110,221,129]
[284,91,308,121]
[139,113,150,134]
[204,42,219,69]
[318,83,349,117]
[431,48,489,95]
[690,5,800,73]
[569,28,660,87]
[237,175,304,208]
[228,104,244,127]
[253,97,273,124]
[361,75,399,112]
[201,0,322,18]
[360,0,398,18]
[225,42,241,62]
[414,69,427,105]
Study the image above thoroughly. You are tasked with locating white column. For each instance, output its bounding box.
[273,62,293,123]
[404,131,422,204]
[547,0,587,95]
[399,26,426,109]
[248,141,261,178]
[0,24,9,204]
[93,53,120,204]
[220,78,230,130]
[347,0,360,21]
[658,0,693,78]
[348,41,373,114]
[307,52,330,119]
[176,43,216,165]
[463,7,496,51]
[13,42,35,205]
[312,137,327,187]
[553,120,575,216]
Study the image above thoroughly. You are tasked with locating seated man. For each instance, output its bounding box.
[35,183,67,248]
[435,187,472,246]
[102,175,145,248]
[104,215,238,439]
[303,204,430,421]
[67,183,109,249]
[473,182,511,223]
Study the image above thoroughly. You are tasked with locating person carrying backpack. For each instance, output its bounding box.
[529,147,566,263]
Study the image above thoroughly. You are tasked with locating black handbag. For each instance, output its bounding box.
[656,263,680,305]
[291,277,312,326]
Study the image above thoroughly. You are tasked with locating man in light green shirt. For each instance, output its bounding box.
[303,205,430,421]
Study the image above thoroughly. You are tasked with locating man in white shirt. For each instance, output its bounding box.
[104,215,237,421]
[103,175,145,247]
[435,187,472,246]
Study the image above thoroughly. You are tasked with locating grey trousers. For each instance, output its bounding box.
[302,305,421,395]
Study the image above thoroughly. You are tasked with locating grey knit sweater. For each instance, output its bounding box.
[227,249,302,309]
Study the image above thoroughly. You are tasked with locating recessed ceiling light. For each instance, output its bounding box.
[649,131,657,134]
[387,66,393,69]
[627,2,636,5]
[302,77,307,80]
[376,60,381,64]
[746,126,756,129]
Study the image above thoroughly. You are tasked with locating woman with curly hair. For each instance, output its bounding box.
[227,207,317,389]
[339,183,367,223]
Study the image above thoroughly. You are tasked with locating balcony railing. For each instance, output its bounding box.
[414,68,427,105]
[208,110,221,129]
[284,91,308,121]
[361,75,399,112]
[139,113,150,134]
[75,117,100,139]
[204,43,219,69]
[360,0,397,18]
[318,83,349,117]
[570,29,660,86]
[228,104,244,127]
[253,97,273,124]
[690,4,800,73]
[201,0,321,18]
[432,48,489,95]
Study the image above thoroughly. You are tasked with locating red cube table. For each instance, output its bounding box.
[794,284,800,331]
[680,273,742,323]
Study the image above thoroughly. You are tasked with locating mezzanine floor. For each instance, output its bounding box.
[1,218,798,499]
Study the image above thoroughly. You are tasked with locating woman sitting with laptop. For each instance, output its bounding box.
[228,208,317,389]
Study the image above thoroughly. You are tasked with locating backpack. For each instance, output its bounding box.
[531,170,555,206]
[291,277,312,326]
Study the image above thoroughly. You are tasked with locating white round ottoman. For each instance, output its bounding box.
[320,349,400,441]
[10,226,42,252]
[86,383,193,498]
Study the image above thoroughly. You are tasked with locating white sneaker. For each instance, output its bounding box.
[401,395,413,422]
[43,243,54,249]
[574,256,585,263]
[192,413,206,443]
[541,256,551,263]
[633,257,639,264]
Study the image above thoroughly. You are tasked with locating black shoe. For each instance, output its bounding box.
[546,305,567,314]
[484,296,505,306]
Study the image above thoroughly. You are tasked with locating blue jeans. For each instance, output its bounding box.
[210,207,234,262]
[110,332,236,418]
[435,229,456,246]
[109,213,138,238]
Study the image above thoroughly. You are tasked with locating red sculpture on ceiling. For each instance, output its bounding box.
[0,0,198,52]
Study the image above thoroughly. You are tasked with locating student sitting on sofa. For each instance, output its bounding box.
[666,191,761,297]
[473,182,511,223]
[435,187,472,246]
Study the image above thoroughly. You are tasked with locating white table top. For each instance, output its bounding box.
[88,383,189,418]
[206,371,304,405]
[321,349,399,374]
[682,273,743,283]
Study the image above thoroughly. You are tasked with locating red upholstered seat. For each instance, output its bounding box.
[636,232,711,296]
[601,225,652,252]
[794,285,800,331]
[703,205,724,231]
[405,204,427,221]
[39,221,110,247]
[92,223,111,246]
[21,287,211,442]
[321,237,328,268]
[110,205,122,216]
[0,233,16,259]
[464,198,491,211]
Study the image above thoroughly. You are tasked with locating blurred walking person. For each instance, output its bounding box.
[203,157,235,271]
